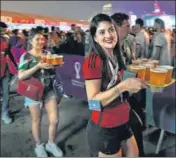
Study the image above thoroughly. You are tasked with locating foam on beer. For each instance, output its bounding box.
[150,68,168,73]
[131,65,145,69]
[141,58,148,61]
[132,59,141,64]
[143,63,154,68]
[158,65,173,70]
[52,55,63,57]
[148,60,159,64]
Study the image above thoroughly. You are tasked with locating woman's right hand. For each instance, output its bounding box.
[121,78,149,93]
[36,62,53,70]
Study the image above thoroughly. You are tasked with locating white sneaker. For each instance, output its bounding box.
[35,144,48,157]
[45,142,63,157]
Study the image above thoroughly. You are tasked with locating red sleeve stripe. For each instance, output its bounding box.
[88,54,98,68]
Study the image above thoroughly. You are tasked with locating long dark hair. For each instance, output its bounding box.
[89,13,126,75]
[27,29,43,51]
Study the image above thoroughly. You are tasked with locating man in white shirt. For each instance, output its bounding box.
[151,18,171,65]
[135,19,150,58]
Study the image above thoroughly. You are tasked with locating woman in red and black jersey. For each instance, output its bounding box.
[82,14,148,157]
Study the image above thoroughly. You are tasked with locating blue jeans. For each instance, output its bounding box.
[0,75,10,114]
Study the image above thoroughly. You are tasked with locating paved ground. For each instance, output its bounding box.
[1,95,176,157]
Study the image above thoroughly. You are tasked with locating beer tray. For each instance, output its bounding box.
[53,62,65,66]
[147,78,175,93]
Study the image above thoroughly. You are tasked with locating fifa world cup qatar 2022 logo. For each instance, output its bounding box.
[74,62,81,79]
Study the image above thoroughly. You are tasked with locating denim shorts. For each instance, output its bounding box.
[24,89,58,108]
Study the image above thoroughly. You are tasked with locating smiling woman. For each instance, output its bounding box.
[18,30,63,157]
[94,21,117,51]
[82,13,148,157]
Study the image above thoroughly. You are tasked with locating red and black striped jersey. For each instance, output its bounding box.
[83,52,130,128]
[83,53,102,80]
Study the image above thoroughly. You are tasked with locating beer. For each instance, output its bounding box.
[41,55,47,63]
[149,68,168,86]
[132,59,142,65]
[143,63,154,81]
[46,55,52,64]
[148,60,159,68]
[47,55,63,65]
[130,65,146,79]
[158,65,173,84]
[141,58,148,64]
[55,55,63,65]
[51,55,63,65]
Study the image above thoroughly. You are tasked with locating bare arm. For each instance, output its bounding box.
[18,64,40,80]
[85,77,148,107]
[85,79,127,107]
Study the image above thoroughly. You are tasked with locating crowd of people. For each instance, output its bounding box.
[0,11,175,157]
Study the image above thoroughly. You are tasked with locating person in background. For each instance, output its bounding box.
[44,27,49,39]
[56,27,61,39]
[14,30,29,50]
[8,29,21,49]
[130,25,136,36]
[134,18,150,59]
[21,30,29,50]
[151,18,172,65]
[60,31,67,43]
[0,21,13,124]
[127,25,138,62]
[70,24,76,33]
[48,32,57,53]
[75,26,85,42]
[3,29,11,39]
[18,30,63,157]
[171,29,175,67]
[111,13,134,65]
[83,13,148,157]
[56,32,84,56]
[111,14,145,156]
[75,26,81,33]
[73,32,85,56]
[84,30,91,56]
[56,32,73,55]
[50,26,60,48]
[36,26,44,35]
[43,27,49,50]
[126,30,137,61]
[29,28,36,36]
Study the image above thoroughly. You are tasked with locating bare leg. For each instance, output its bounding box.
[126,135,139,157]
[29,105,42,145]
[98,149,122,157]
[45,98,59,143]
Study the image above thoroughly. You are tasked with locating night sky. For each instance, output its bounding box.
[1,1,175,20]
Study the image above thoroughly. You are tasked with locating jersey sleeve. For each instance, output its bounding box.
[82,53,102,80]
[18,53,32,71]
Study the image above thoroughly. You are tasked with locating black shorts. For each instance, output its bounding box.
[86,120,133,157]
